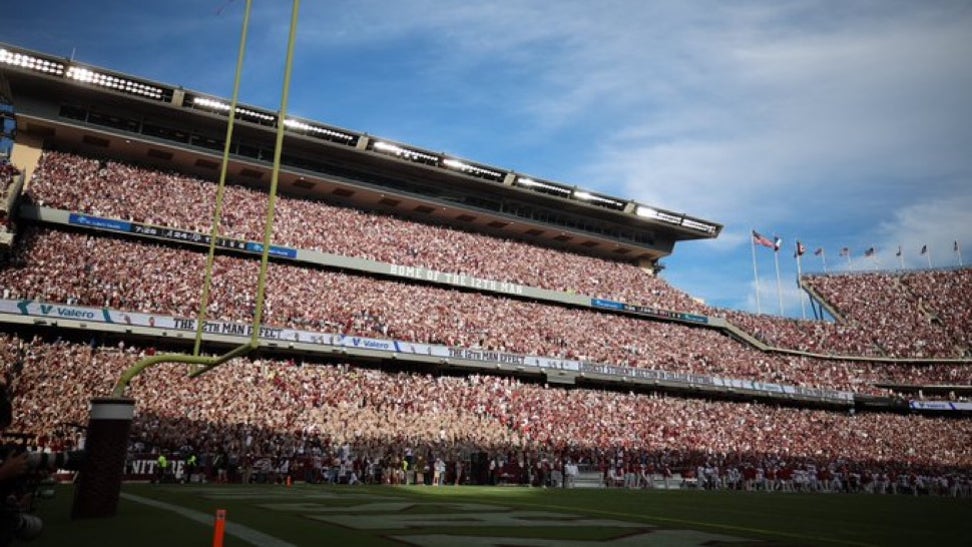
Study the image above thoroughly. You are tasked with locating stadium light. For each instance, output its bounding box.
[283,118,310,131]
[0,48,65,75]
[574,189,625,208]
[516,177,571,195]
[192,97,276,125]
[373,141,404,154]
[193,96,231,111]
[681,218,716,234]
[442,158,504,179]
[372,141,440,164]
[66,66,164,100]
[235,106,275,123]
[283,118,356,142]
[635,204,683,224]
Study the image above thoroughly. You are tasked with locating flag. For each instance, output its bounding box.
[864,247,875,257]
[920,244,927,255]
[795,241,806,257]
[814,247,823,256]
[752,230,775,249]
[896,245,901,257]
[773,236,783,252]
[955,241,960,252]
[840,247,849,257]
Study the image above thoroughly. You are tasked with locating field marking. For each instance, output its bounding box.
[465,499,877,547]
[121,492,297,547]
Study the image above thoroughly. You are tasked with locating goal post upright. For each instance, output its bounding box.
[112,0,301,394]
[78,0,302,518]
[192,0,254,361]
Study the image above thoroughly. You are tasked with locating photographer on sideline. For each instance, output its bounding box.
[1,382,37,546]
[0,454,28,485]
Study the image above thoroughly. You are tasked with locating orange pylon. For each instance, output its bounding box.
[212,509,226,547]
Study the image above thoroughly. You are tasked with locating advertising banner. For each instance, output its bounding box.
[67,212,296,259]
[0,298,852,403]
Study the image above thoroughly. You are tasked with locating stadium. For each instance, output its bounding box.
[0,8,970,547]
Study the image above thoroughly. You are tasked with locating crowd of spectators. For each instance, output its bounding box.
[25,150,700,312]
[1,333,969,490]
[0,334,972,494]
[0,160,19,226]
[22,150,972,361]
[803,271,972,358]
[3,147,971,493]
[1,227,968,395]
[716,272,971,360]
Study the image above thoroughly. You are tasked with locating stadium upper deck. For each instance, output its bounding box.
[0,43,720,267]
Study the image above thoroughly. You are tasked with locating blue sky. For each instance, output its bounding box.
[5,0,971,316]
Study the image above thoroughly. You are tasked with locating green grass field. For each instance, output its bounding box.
[25,483,971,546]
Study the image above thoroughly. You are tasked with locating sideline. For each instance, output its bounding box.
[121,492,297,547]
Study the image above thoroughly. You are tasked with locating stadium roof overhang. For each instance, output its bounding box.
[0,43,723,265]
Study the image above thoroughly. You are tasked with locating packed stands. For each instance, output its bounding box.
[804,272,965,358]
[0,161,17,195]
[1,227,968,394]
[719,272,971,359]
[1,333,969,490]
[2,148,971,496]
[719,310,885,356]
[0,160,19,226]
[806,272,956,357]
[22,150,972,361]
[25,150,702,312]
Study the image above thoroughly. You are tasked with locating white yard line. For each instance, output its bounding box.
[121,492,297,547]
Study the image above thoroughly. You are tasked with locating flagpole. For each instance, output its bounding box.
[897,245,903,270]
[751,230,762,314]
[821,249,828,273]
[927,248,933,268]
[845,250,852,270]
[796,252,806,319]
[774,247,784,316]
[956,241,964,267]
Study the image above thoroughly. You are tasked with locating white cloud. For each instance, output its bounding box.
[874,194,972,269]
[13,1,969,316]
[285,1,972,314]
[598,5,972,222]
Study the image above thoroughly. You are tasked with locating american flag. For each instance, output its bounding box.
[752,230,775,249]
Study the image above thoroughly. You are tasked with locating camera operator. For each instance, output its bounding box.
[0,383,40,546]
[0,454,28,486]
